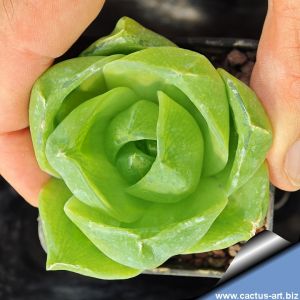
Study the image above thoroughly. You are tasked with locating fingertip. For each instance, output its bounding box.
[267,145,300,192]
[0,128,50,208]
[283,139,300,190]
[269,172,300,192]
[21,175,50,208]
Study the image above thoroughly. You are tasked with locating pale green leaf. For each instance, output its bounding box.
[103,47,229,175]
[65,178,228,269]
[185,163,270,253]
[39,178,140,279]
[81,16,176,57]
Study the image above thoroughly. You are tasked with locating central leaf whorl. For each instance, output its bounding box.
[105,92,204,203]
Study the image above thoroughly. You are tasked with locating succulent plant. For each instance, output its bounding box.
[30,17,272,279]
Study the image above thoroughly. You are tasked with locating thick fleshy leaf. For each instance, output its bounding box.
[105,100,159,162]
[30,55,123,176]
[30,17,273,280]
[217,69,272,195]
[81,16,176,57]
[185,163,270,253]
[39,178,140,279]
[103,47,229,176]
[115,143,155,184]
[46,87,148,222]
[64,178,228,269]
[127,91,204,203]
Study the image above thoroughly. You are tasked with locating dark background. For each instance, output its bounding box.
[1,0,299,299]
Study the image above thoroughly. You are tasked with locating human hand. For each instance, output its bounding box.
[251,0,300,191]
[0,0,105,206]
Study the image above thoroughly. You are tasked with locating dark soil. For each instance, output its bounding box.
[164,227,266,273]
[211,48,256,85]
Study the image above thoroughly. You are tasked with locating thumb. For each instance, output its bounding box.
[251,0,300,191]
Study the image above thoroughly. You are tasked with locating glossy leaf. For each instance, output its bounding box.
[39,178,140,279]
[45,87,148,223]
[103,47,229,176]
[30,55,123,176]
[127,91,203,203]
[105,99,159,162]
[217,69,272,195]
[185,163,270,253]
[80,16,176,57]
[30,17,272,280]
[65,178,227,269]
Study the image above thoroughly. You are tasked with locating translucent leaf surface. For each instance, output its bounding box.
[105,100,159,162]
[185,163,270,253]
[103,47,229,175]
[81,16,176,57]
[30,55,122,176]
[127,91,204,203]
[39,179,140,279]
[30,17,272,280]
[65,178,227,269]
[45,87,148,222]
[217,69,272,195]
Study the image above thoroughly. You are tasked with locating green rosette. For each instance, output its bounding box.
[30,17,272,279]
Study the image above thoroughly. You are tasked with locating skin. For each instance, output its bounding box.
[251,0,300,191]
[0,0,298,207]
[0,0,105,206]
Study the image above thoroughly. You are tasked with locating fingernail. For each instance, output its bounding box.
[284,140,300,187]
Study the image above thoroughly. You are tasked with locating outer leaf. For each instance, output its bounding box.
[81,16,176,57]
[46,87,148,223]
[103,47,229,176]
[185,163,270,253]
[64,178,228,270]
[217,69,272,195]
[39,178,140,279]
[30,55,122,176]
[127,91,204,203]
